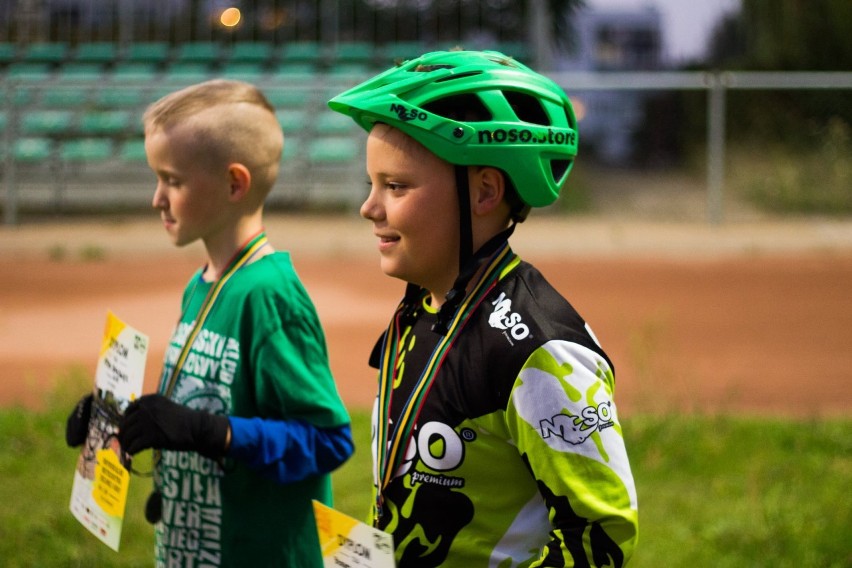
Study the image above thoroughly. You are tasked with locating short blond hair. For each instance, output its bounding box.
[144,79,284,200]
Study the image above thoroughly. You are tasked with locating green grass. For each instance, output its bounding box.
[729,117,852,215]
[1,374,849,567]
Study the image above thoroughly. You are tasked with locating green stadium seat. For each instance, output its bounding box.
[93,88,145,109]
[228,42,274,64]
[381,42,426,64]
[118,138,147,162]
[272,61,316,75]
[275,109,307,132]
[315,111,357,136]
[21,42,68,64]
[282,136,301,162]
[218,62,267,81]
[163,62,212,83]
[60,138,114,162]
[40,86,90,108]
[6,62,53,81]
[73,42,118,64]
[148,86,180,101]
[282,42,321,64]
[326,62,370,80]
[109,63,159,82]
[9,84,36,107]
[265,89,312,109]
[307,136,358,164]
[78,110,133,136]
[56,63,106,82]
[123,42,170,64]
[175,42,221,64]
[330,41,374,65]
[13,137,53,162]
[20,110,75,136]
[0,43,17,66]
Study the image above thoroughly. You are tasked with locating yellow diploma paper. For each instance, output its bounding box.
[313,500,396,568]
[69,311,148,551]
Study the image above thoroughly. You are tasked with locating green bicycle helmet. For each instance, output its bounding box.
[328,49,578,208]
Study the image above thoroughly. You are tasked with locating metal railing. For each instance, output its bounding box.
[550,70,852,224]
[3,70,852,225]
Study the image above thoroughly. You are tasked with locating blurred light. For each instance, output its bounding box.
[220,7,241,27]
[572,97,587,122]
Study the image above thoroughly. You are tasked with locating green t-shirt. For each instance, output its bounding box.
[154,252,349,567]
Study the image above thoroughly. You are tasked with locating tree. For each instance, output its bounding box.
[713,0,852,70]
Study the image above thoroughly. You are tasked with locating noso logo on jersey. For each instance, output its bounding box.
[488,292,530,342]
[539,401,615,445]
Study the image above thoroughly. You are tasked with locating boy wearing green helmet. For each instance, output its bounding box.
[329,50,638,567]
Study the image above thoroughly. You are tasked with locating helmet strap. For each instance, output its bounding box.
[431,223,516,336]
[400,165,517,336]
[455,165,473,272]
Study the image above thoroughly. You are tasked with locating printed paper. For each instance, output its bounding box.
[313,500,396,568]
[69,311,148,551]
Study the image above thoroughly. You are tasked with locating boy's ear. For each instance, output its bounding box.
[470,166,505,216]
[227,163,252,201]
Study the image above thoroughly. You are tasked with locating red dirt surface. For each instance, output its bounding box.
[2,214,850,418]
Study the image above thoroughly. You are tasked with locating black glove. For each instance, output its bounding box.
[118,394,230,460]
[66,393,93,447]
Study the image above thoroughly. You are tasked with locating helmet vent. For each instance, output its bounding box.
[504,90,549,126]
[551,159,572,183]
[434,70,483,83]
[423,94,492,122]
[414,64,454,72]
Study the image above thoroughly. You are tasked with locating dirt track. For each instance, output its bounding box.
[1,213,851,417]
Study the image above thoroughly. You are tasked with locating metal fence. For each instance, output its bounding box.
[2,70,851,225]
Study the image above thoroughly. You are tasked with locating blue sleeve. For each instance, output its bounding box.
[226,416,354,484]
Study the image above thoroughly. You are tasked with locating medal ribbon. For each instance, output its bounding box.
[145,230,267,518]
[373,241,516,522]
[161,230,268,398]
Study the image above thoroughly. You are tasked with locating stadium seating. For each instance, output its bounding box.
[123,42,170,65]
[6,62,53,81]
[60,138,114,162]
[117,138,147,162]
[307,136,359,164]
[0,43,16,66]
[39,86,91,109]
[20,42,68,65]
[228,42,274,65]
[73,42,117,65]
[78,110,133,137]
[11,137,53,162]
[108,62,159,82]
[55,63,106,82]
[93,88,146,109]
[20,110,75,137]
[218,62,268,81]
[275,109,308,132]
[0,40,434,177]
[175,42,221,65]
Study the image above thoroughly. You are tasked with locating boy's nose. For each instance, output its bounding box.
[360,188,381,221]
[151,185,167,210]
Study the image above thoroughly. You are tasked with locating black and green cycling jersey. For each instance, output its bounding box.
[370,254,638,567]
